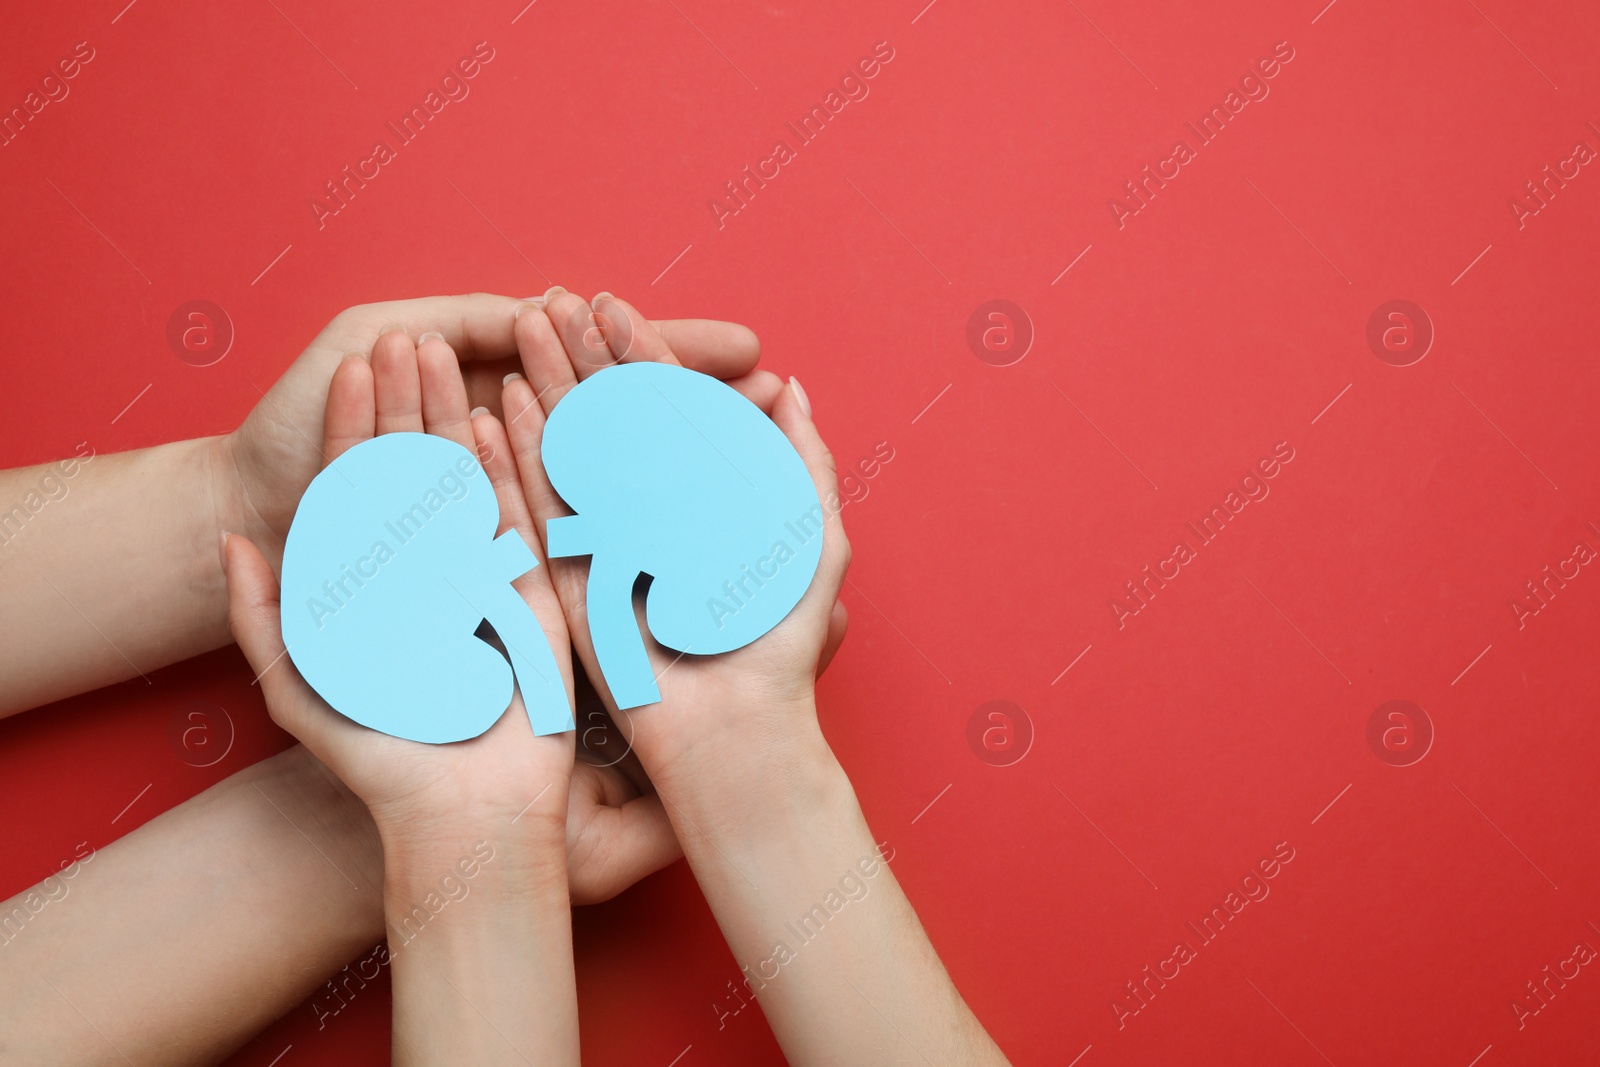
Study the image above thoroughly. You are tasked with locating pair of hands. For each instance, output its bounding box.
[217,290,851,901]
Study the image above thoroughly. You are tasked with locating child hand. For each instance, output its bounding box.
[225,329,573,837]
[227,329,677,899]
[501,295,1008,1067]
[498,290,851,802]
[228,329,594,1063]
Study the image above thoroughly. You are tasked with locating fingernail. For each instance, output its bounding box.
[514,300,544,320]
[218,530,232,575]
[469,406,490,419]
[789,376,812,417]
[591,291,614,307]
[417,331,444,344]
[503,372,524,385]
[543,285,566,300]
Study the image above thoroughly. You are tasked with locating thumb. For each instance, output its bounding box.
[818,599,849,677]
[566,764,682,905]
[768,376,851,601]
[222,532,336,751]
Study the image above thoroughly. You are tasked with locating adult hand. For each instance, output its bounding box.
[217,293,764,572]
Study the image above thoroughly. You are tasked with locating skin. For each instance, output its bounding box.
[224,333,583,1064]
[0,294,772,1064]
[0,287,988,1063]
[0,745,383,1066]
[503,288,1009,1065]
[0,292,774,714]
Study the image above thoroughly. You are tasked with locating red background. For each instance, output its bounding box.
[3,0,1599,1063]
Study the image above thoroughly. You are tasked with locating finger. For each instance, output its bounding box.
[591,293,678,366]
[500,373,603,704]
[565,780,681,906]
[325,291,761,373]
[768,377,851,599]
[513,297,580,414]
[542,288,615,380]
[469,409,573,706]
[818,600,849,676]
[654,319,760,379]
[471,406,565,613]
[372,330,424,435]
[323,354,375,464]
[416,332,476,451]
[335,293,527,364]
[222,534,339,753]
[469,406,537,547]
[500,374,576,548]
[723,368,785,414]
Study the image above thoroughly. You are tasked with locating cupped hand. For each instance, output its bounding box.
[216,293,765,572]
[227,328,678,900]
[497,290,852,796]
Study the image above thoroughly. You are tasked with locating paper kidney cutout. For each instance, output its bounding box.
[542,362,823,709]
[281,432,573,743]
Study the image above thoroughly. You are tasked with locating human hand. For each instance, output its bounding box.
[214,293,765,574]
[226,329,676,900]
[225,328,573,838]
[225,330,589,1062]
[498,294,1012,1067]
[497,289,852,803]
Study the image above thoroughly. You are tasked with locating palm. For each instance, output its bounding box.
[496,289,850,791]
[230,358,543,557]
[284,681,574,827]
[547,557,829,774]
[227,311,696,902]
[236,326,577,820]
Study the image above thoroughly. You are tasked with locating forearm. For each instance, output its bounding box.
[382,816,578,1066]
[0,436,233,715]
[659,707,1007,1066]
[0,744,384,1065]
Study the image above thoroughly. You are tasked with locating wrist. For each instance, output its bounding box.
[657,715,861,857]
[373,791,568,888]
[217,746,387,955]
[378,801,579,1064]
[363,757,573,855]
[206,431,280,563]
[379,823,567,939]
[644,687,830,794]
[245,746,386,900]
[166,435,240,650]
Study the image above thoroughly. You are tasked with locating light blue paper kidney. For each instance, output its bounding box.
[542,362,823,709]
[280,432,573,743]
